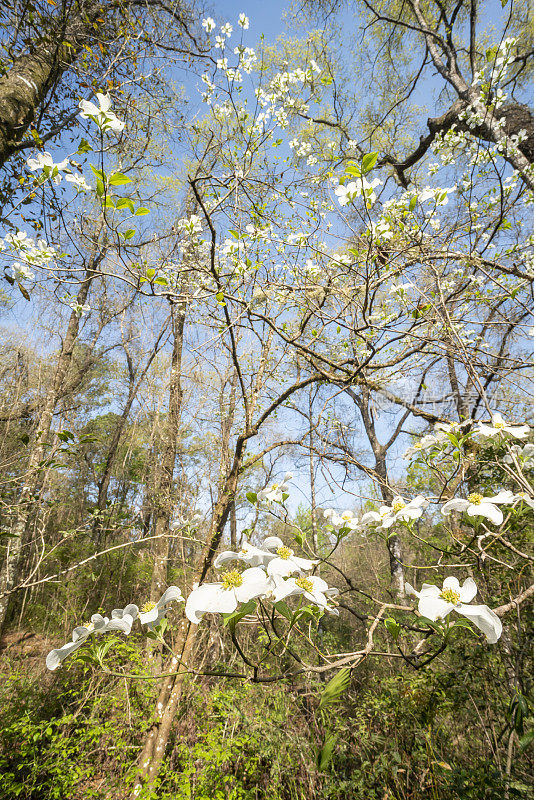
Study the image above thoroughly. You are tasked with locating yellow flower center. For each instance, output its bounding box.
[467,493,483,505]
[393,500,406,513]
[141,601,156,613]
[493,421,505,429]
[276,546,293,559]
[341,512,352,521]
[413,443,422,450]
[271,483,279,490]
[439,588,461,604]
[82,621,94,630]
[221,570,243,590]
[295,577,314,592]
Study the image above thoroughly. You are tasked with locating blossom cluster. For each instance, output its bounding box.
[186,535,337,623]
[46,587,184,670]
[1,230,58,283]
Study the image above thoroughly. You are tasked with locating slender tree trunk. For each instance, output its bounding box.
[132,437,246,798]
[149,301,186,602]
[356,386,405,597]
[0,249,103,632]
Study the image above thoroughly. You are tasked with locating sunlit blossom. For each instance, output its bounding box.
[79,93,124,132]
[138,586,184,629]
[185,567,269,623]
[46,611,135,670]
[361,495,428,529]
[441,490,516,525]
[405,577,502,643]
[257,472,292,502]
[475,413,529,440]
[272,574,337,612]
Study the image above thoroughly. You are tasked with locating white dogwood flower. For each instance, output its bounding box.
[202,17,216,32]
[79,93,124,132]
[27,151,69,183]
[441,490,516,525]
[361,495,428,529]
[238,13,249,29]
[138,586,184,629]
[185,567,269,623]
[503,443,534,468]
[323,509,359,530]
[257,472,292,502]
[8,262,35,282]
[214,540,275,569]
[265,540,318,578]
[405,577,502,643]
[46,611,135,670]
[65,173,91,192]
[272,575,335,611]
[335,176,381,207]
[475,413,529,440]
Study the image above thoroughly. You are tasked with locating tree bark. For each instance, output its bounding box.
[132,438,246,797]
[0,245,104,632]
[149,301,186,602]
[0,1,106,167]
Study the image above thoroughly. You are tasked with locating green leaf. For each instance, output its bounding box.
[409,195,417,211]
[77,138,93,154]
[345,162,361,177]
[18,283,30,301]
[90,164,105,180]
[274,601,293,621]
[109,172,132,185]
[134,207,150,216]
[96,179,104,197]
[146,268,156,280]
[116,197,135,213]
[320,74,332,85]
[361,152,378,173]
[122,228,136,239]
[246,491,257,504]
[316,733,337,770]
[319,667,351,710]
[222,599,256,629]
[519,730,534,750]
[384,617,401,641]
[154,276,168,286]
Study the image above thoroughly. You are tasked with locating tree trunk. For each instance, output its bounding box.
[149,301,186,602]
[0,1,106,167]
[132,437,246,797]
[0,248,103,632]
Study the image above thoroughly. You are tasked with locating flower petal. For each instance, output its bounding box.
[214,549,240,568]
[263,536,284,551]
[235,568,269,602]
[46,639,84,671]
[267,557,296,578]
[471,502,503,525]
[441,498,469,515]
[418,595,454,621]
[185,584,236,623]
[457,604,502,643]
[157,585,184,608]
[459,577,477,603]
[442,576,461,594]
